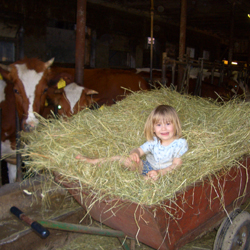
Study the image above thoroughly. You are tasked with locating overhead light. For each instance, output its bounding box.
[248,14,250,18]
[147,37,155,45]
[223,60,228,65]
[222,60,238,65]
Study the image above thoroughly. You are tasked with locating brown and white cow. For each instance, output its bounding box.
[43,68,150,117]
[0,78,17,183]
[43,82,98,117]
[0,57,54,183]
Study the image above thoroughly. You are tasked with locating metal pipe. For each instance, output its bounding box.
[39,220,131,250]
[248,36,250,66]
[90,30,96,68]
[228,1,235,65]
[38,220,126,237]
[75,0,87,86]
[177,0,187,91]
[161,52,167,86]
[0,108,2,186]
[17,26,25,60]
[172,62,176,86]
[149,0,154,85]
[15,110,22,182]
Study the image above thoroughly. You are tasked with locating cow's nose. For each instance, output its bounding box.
[23,123,35,132]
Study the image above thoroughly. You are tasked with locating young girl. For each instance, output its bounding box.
[76,105,188,181]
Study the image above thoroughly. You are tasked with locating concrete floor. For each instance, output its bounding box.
[1,178,250,250]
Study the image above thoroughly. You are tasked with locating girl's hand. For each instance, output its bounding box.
[129,152,140,163]
[147,170,159,181]
[76,154,85,160]
[129,148,144,163]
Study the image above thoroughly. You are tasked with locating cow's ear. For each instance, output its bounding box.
[84,88,98,95]
[0,70,11,81]
[45,58,54,69]
[0,64,11,80]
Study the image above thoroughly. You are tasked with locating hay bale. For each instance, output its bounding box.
[21,87,250,206]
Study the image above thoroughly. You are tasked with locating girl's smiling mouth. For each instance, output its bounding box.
[161,132,169,136]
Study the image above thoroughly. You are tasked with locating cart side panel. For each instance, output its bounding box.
[54,158,250,250]
[64,185,169,250]
[157,159,250,249]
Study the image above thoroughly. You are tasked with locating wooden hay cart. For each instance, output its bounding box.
[53,157,250,250]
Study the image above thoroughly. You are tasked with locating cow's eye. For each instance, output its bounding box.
[14,89,19,94]
[43,87,48,94]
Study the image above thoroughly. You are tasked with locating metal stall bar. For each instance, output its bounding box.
[75,0,87,86]
[0,108,2,186]
[15,110,22,182]
[177,0,187,91]
[149,0,154,85]
[194,58,204,96]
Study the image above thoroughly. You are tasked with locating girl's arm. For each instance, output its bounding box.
[129,148,145,163]
[147,158,182,180]
[159,158,182,175]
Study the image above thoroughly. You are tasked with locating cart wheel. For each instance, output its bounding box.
[213,209,242,249]
[213,210,250,250]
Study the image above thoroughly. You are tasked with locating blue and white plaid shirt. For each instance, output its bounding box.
[140,137,188,170]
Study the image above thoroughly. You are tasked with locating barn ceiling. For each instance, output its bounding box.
[90,0,250,41]
[0,0,249,42]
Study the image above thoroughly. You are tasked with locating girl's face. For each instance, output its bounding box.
[153,120,176,145]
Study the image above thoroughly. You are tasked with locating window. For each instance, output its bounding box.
[203,50,210,60]
[109,50,130,68]
[186,47,195,58]
[0,41,15,62]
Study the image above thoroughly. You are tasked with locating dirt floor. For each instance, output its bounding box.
[1,177,250,250]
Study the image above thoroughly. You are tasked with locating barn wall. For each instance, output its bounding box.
[24,34,47,61]
[95,39,109,68]
[0,0,248,68]
[46,27,76,64]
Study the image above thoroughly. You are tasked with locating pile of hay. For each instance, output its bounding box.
[21,87,250,206]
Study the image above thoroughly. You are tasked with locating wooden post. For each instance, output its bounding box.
[75,0,87,86]
[177,0,187,92]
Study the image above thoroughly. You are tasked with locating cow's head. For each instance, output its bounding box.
[46,81,99,117]
[227,78,244,97]
[0,58,54,131]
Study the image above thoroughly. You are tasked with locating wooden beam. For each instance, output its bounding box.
[75,0,87,86]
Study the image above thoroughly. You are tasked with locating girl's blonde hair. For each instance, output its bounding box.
[144,105,182,141]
